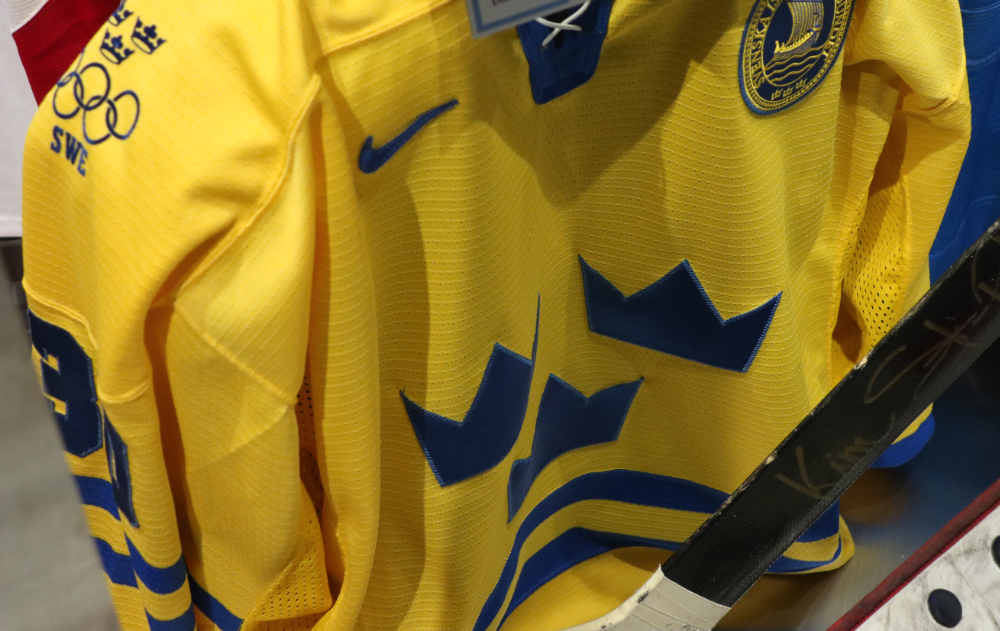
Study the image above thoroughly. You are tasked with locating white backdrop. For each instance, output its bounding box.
[0,6,37,238]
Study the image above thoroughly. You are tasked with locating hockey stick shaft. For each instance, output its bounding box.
[560,221,1000,631]
[656,219,1000,611]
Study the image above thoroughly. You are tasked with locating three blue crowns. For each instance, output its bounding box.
[402,257,781,520]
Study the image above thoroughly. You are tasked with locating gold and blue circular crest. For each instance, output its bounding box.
[739,0,855,114]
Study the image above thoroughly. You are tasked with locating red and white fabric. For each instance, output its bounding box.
[5,0,118,103]
[1,0,118,238]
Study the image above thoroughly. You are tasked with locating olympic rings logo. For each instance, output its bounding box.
[52,57,140,145]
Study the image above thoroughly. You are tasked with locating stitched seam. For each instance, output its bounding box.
[828,183,870,385]
[161,79,322,405]
[915,46,969,115]
[173,303,292,402]
[97,380,151,405]
[26,86,322,404]
[23,284,95,343]
[24,285,158,404]
[161,78,322,302]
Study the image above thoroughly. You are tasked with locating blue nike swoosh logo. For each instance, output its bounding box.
[358,99,458,174]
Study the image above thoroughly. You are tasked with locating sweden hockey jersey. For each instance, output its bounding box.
[20,0,970,629]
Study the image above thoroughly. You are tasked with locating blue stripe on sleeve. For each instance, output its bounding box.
[74,475,119,519]
[146,605,196,631]
[190,575,244,631]
[124,537,188,595]
[92,536,241,630]
[94,537,138,587]
[94,536,190,595]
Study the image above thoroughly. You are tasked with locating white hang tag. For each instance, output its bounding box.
[466,0,587,38]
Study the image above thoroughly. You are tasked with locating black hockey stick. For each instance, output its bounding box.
[561,219,1000,631]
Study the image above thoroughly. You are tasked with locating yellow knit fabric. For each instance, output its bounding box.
[21,0,968,629]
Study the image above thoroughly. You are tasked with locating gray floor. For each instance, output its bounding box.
[0,270,120,631]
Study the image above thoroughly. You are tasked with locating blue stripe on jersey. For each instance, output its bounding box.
[93,536,242,631]
[82,464,834,631]
[94,536,186,594]
[74,475,119,519]
[125,536,188,594]
[190,576,244,631]
[472,469,843,631]
[94,537,138,587]
[146,605,196,631]
[768,540,843,573]
[870,413,935,469]
[507,376,643,520]
[497,527,844,629]
[498,528,682,630]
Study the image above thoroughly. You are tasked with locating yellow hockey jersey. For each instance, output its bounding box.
[20,0,969,629]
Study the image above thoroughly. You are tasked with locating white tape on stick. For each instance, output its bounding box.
[560,568,731,631]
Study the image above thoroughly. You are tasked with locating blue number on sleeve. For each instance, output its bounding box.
[104,414,138,527]
[28,312,139,526]
[28,311,104,457]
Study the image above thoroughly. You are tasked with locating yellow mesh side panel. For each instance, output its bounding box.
[297,374,326,519]
[241,488,334,631]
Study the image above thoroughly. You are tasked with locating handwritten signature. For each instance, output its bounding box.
[776,430,886,499]
[778,233,1000,499]
[865,233,1000,405]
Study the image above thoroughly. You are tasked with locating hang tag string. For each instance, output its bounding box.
[534,1,591,48]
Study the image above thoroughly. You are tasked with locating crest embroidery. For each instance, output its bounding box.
[739,0,854,114]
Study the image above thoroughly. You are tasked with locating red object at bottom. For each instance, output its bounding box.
[829,478,1000,630]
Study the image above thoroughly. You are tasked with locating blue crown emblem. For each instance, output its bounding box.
[108,0,133,27]
[507,375,642,520]
[131,19,165,55]
[401,302,540,487]
[580,257,781,372]
[402,298,644,512]
[101,30,134,65]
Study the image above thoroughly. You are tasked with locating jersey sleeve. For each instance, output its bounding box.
[831,0,970,456]
[19,0,974,628]
[19,0,335,629]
